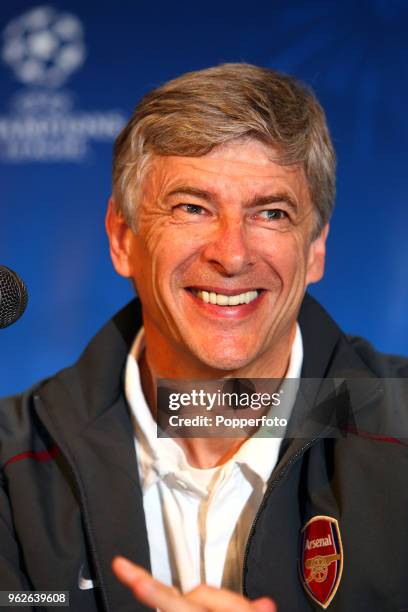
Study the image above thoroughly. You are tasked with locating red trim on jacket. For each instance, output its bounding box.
[3,444,59,469]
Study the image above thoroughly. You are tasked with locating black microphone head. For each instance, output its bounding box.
[0,266,28,328]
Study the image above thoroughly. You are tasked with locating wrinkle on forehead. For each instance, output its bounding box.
[149,155,303,182]
[205,137,285,165]
[142,159,308,202]
[142,138,303,185]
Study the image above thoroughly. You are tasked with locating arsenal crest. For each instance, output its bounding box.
[300,515,343,609]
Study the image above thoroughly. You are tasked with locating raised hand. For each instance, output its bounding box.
[112,556,276,612]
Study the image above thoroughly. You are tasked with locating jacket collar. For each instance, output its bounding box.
[37,298,143,433]
[278,294,381,470]
[299,293,375,379]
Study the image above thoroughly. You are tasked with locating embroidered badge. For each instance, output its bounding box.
[300,515,343,609]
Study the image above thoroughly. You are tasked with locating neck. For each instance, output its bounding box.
[138,324,296,468]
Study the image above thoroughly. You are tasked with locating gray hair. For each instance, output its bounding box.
[112,63,335,238]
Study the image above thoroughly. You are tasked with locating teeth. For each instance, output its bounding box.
[215,294,227,305]
[195,289,259,306]
[229,294,240,306]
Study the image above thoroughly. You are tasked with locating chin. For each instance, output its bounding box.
[193,346,256,373]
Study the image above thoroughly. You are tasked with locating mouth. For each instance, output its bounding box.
[184,286,266,318]
[188,287,261,306]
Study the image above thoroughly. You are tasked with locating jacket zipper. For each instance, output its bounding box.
[241,436,320,596]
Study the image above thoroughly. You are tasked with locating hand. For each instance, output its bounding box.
[112,556,276,612]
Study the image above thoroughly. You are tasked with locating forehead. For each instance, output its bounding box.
[143,139,310,201]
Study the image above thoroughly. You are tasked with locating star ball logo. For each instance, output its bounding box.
[2,6,85,88]
[0,5,126,161]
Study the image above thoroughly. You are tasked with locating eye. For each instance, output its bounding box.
[172,203,211,222]
[249,207,292,230]
[177,203,206,215]
[257,209,288,221]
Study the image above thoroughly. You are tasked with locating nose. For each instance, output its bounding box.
[201,215,255,276]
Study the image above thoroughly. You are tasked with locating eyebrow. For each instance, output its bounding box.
[166,186,299,214]
[166,186,216,200]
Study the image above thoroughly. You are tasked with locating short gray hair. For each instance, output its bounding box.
[112,63,335,237]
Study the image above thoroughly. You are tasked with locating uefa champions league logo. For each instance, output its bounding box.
[2,6,86,88]
[0,6,125,162]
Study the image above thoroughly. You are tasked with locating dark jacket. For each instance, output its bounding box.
[1,295,407,611]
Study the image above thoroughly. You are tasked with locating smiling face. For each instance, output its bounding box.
[107,139,328,378]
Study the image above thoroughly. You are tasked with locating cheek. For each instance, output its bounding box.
[260,231,308,279]
[136,220,204,287]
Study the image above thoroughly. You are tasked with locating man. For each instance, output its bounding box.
[1,64,407,612]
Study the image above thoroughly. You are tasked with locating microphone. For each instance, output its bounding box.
[0,266,28,328]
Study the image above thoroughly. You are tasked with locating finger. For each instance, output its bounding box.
[112,556,203,612]
[186,584,276,612]
[252,597,277,612]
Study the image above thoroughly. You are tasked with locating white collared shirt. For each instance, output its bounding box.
[125,326,303,593]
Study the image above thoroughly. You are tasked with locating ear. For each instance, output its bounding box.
[105,197,134,278]
[305,223,329,285]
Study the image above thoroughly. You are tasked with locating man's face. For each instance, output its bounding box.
[107,139,328,374]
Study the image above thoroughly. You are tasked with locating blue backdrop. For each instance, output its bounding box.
[1,0,407,396]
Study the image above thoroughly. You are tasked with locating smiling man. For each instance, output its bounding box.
[1,64,408,612]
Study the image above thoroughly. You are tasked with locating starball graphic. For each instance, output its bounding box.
[0,6,126,162]
[2,5,86,88]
